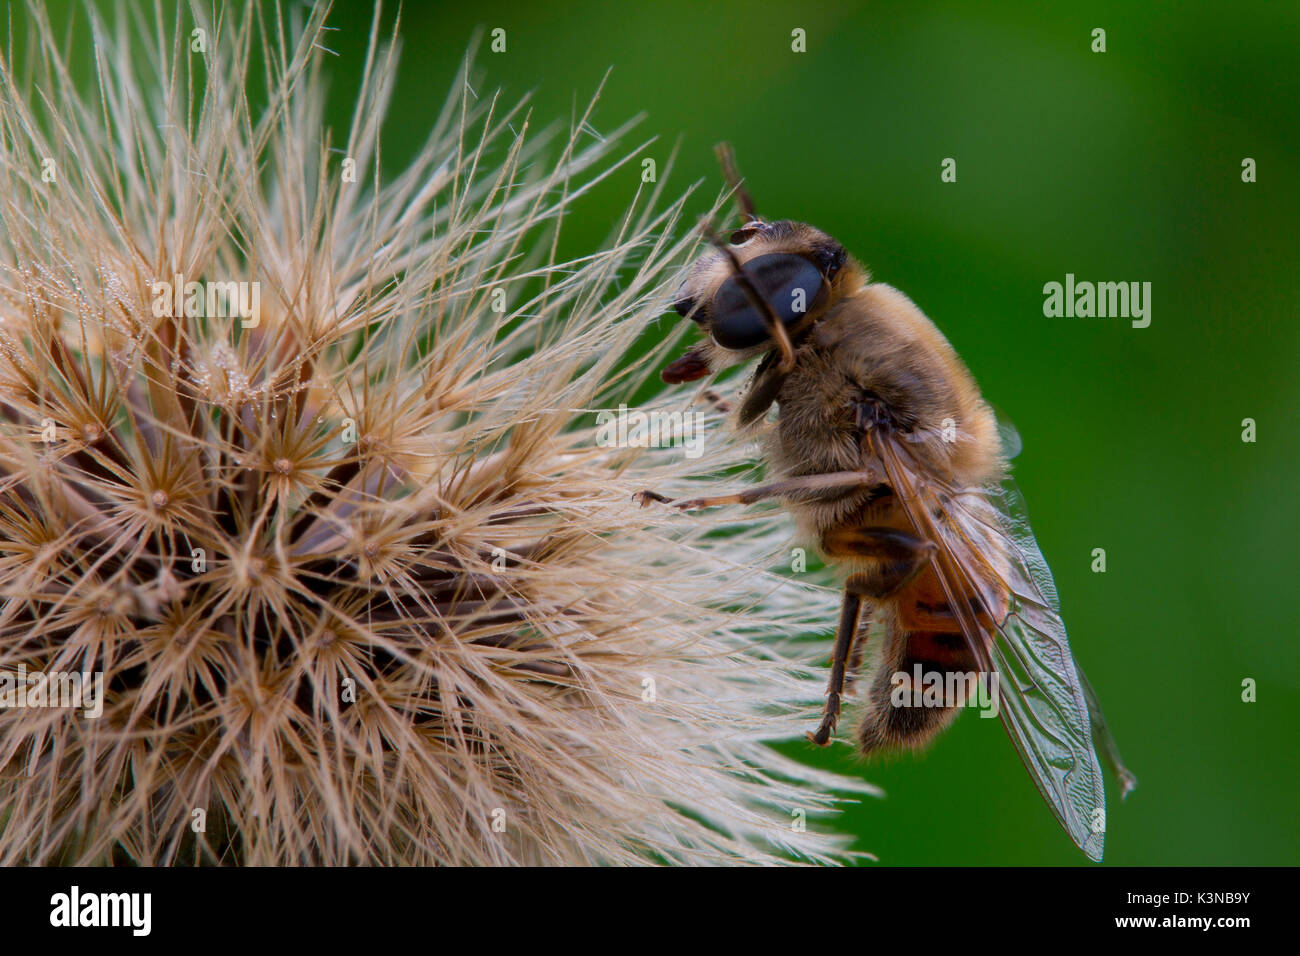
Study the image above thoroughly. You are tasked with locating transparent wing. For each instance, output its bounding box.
[991,404,1023,460]
[875,431,1120,861]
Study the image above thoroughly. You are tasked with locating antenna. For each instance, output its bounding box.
[714,142,757,222]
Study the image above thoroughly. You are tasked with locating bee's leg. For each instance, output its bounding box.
[633,490,674,506]
[736,359,788,427]
[698,388,732,414]
[634,468,881,511]
[844,613,869,693]
[807,528,936,745]
[807,583,866,746]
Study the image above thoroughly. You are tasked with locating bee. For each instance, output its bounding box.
[640,145,1136,860]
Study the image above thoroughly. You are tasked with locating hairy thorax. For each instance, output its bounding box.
[759,282,1004,538]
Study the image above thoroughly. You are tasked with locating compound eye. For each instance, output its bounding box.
[709,253,827,350]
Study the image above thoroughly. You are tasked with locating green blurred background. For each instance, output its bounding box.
[321,0,1298,865]
[39,0,1300,864]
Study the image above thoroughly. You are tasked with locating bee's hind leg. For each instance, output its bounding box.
[844,613,869,692]
[807,528,936,746]
[807,584,867,746]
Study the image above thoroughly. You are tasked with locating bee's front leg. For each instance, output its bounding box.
[633,490,674,507]
[634,468,882,513]
[633,488,740,510]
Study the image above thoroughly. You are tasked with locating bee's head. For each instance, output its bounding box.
[663,218,859,383]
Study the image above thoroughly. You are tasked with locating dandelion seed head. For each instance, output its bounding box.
[0,1,874,866]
